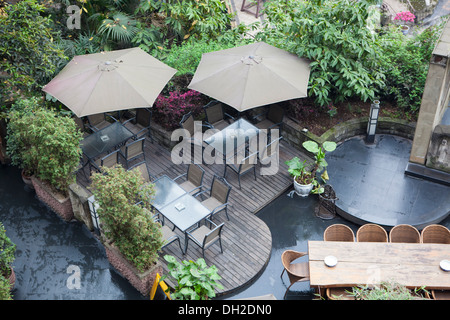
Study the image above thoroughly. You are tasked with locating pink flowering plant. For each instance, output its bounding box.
[394,11,416,23]
[153,90,206,131]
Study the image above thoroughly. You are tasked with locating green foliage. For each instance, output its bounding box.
[378,22,445,117]
[0,275,13,300]
[90,166,164,272]
[286,140,336,193]
[6,99,83,193]
[163,255,223,300]
[349,282,429,300]
[98,11,139,46]
[0,0,67,104]
[0,222,16,279]
[258,0,385,106]
[159,0,232,43]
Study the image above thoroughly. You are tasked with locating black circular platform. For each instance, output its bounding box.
[326,135,450,229]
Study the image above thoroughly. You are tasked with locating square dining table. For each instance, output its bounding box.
[81,121,134,160]
[153,175,212,253]
[308,240,450,290]
[204,118,259,159]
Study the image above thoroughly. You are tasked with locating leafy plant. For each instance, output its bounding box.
[0,222,16,280]
[153,90,207,130]
[0,275,13,300]
[258,0,385,106]
[393,11,415,23]
[90,165,164,272]
[349,281,429,300]
[162,255,223,300]
[285,140,336,193]
[6,100,83,193]
[98,11,139,46]
[0,0,67,104]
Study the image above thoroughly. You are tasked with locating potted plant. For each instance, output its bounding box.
[393,11,415,35]
[0,222,16,293]
[162,255,223,300]
[90,165,165,295]
[286,140,337,196]
[6,101,83,220]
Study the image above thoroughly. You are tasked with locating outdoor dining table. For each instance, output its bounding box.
[307,240,450,290]
[81,121,134,160]
[153,175,212,253]
[203,118,260,160]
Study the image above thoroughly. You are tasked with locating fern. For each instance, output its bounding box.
[98,12,138,44]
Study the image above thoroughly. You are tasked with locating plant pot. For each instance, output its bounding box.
[31,176,74,221]
[401,25,409,35]
[103,242,162,296]
[293,178,313,197]
[8,267,15,290]
[21,169,34,189]
[316,184,339,219]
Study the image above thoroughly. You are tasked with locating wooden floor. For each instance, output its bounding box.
[76,130,310,296]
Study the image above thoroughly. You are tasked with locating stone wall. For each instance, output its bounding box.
[282,116,416,151]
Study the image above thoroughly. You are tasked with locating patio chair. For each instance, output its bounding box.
[389,224,420,243]
[195,175,232,221]
[224,152,258,189]
[173,163,205,196]
[186,219,224,259]
[119,137,145,169]
[356,223,388,242]
[258,136,282,168]
[251,104,284,131]
[431,289,450,300]
[323,224,355,242]
[203,100,235,130]
[128,161,155,184]
[420,224,450,244]
[280,250,310,299]
[73,116,89,138]
[86,113,118,132]
[122,107,153,142]
[155,218,183,253]
[91,149,120,173]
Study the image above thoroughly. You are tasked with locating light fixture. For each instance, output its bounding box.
[366,100,380,144]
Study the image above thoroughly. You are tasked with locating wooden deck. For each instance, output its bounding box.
[76,129,310,296]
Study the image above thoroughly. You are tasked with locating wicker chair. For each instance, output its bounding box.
[122,108,153,142]
[203,100,235,130]
[280,250,310,299]
[224,152,258,189]
[420,224,450,244]
[323,224,355,242]
[389,224,421,243]
[174,163,205,196]
[356,223,388,242]
[431,289,450,300]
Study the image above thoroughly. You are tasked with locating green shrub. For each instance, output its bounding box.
[379,22,445,117]
[0,275,12,300]
[0,222,16,284]
[6,99,82,193]
[163,255,223,300]
[90,166,164,272]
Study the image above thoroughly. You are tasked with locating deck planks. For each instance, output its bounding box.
[76,127,311,296]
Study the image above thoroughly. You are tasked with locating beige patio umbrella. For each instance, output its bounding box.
[43,47,177,117]
[188,42,311,112]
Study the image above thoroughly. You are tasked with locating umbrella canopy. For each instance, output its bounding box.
[43,47,177,117]
[188,42,311,112]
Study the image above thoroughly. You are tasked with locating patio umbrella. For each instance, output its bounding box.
[187,42,311,112]
[43,47,177,117]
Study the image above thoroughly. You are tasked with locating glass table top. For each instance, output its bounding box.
[152,175,187,211]
[204,118,259,156]
[81,122,134,159]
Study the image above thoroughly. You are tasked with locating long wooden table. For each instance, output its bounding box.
[308,241,450,290]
